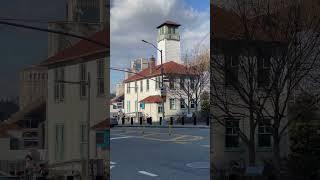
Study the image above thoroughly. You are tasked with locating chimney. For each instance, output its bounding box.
[149,56,156,74]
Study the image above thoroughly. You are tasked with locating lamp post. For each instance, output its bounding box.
[142,40,165,126]
[57,72,91,179]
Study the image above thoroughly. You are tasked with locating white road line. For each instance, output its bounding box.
[110,136,132,140]
[110,165,115,169]
[138,171,158,177]
[110,161,117,165]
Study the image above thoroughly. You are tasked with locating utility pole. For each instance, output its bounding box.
[142,40,166,126]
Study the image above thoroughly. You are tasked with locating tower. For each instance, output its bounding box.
[156,21,181,65]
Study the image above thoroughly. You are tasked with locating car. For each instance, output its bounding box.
[110,117,118,127]
[0,177,21,180]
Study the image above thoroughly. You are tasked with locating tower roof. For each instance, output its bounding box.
[157,20,181,29]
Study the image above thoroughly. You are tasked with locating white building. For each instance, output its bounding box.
[123,21,203,123]
[42,30,109,179]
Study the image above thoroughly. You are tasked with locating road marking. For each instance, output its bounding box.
[110,161,117,165]
[110,136,132,140]
[138,171,158,177]
[110,165,115,169]
[201,145,210,148]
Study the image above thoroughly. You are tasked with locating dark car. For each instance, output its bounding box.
[0,177,21,180]
[110,117,118,127]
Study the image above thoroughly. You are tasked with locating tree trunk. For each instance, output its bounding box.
[273,135,281,179]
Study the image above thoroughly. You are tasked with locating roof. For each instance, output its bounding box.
[139,95,163,104]
[92,119,110,130]
[212,5,286,42]
[157,20,181,29]
[41,29,109,66]
[123,61,197,83]
[0,122,21,138]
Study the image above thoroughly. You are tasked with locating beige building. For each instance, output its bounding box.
[19,65,47,110]
[42,29,109,179]
[210,4,289,177]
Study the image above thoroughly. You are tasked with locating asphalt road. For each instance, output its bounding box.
[110,127,210,180]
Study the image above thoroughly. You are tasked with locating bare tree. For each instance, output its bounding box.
[211,0,320,176]
[167,48,210,117]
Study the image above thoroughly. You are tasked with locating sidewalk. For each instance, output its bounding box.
[115,122,210,129]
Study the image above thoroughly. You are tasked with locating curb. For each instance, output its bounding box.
[114,124,210,129]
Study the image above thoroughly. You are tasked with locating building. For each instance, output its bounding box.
[124,58,149,79]
[156,21,181,65]
[48,0,107,57]
[210,4,292,178]
[123,21,205,123]
[42,29,109,179]
[19,65,47,110]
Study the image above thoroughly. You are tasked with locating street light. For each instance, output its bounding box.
[57,72,91,180]
[141,40,166,126]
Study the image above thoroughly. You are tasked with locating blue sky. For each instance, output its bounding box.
[110,0,210,93]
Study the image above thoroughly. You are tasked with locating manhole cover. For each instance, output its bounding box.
[186,162,209,169]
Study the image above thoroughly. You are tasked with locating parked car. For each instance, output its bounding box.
[110,117,118,127]
[0,177,21,180]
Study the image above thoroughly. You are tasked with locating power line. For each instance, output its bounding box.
[0,20,108,47]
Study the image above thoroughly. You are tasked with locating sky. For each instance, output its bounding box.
[0,0,210,98]
[110,0,210,93]
[0,0,65,99]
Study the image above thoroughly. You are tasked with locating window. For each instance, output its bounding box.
[97,59,105,96]
[180,78,185,89]
[180,98,185,109]
[225,119,240,148]
[54,68,65,102]
[169,78,175,90]
[22,132,39,149]
[135,100,138,111]
[55,124,64,160]
[155,77,161,89]
[80,124,87,158]
[158,104,163,113]
[257,57,271,88]
[170,98,176,110]
[113,104,117,109]
[80,63,87,98]
[135,82,137,93]
[140,80,143,92]
[190,78,195,90]
[225,55,239,86]
[190,99,196,109]
[258,119,272,147]
[127,83,131,94]
[96,132,105,144]
[146,79,149,91]
[127,101,130,113]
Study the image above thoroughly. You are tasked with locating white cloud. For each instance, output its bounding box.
[110,0,210,91]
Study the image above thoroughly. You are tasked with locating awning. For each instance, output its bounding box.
[139,95,163,103]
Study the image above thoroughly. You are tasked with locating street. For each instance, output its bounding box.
[110,127,210,180]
